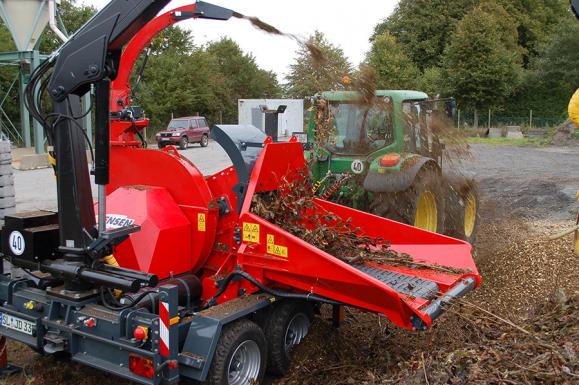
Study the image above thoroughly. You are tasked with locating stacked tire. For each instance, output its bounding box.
[0,140,15,276]
[0,140,15,226]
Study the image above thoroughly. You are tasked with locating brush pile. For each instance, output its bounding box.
[251,172,465,274]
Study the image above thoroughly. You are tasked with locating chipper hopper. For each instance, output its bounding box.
[0,1,480,384]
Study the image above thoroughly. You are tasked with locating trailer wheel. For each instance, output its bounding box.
[446,186,478,244]
[200,134,209,147]
[179,136,188,150]
[207,319,267,385]
[264,301,312,376]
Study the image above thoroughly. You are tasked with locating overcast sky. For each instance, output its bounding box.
[81,0,397,83]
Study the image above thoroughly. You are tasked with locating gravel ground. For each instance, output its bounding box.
[463,144,579,221]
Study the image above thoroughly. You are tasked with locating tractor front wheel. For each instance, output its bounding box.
[264,301,312,376]
[207,319,267,385]
[446,185,478,244]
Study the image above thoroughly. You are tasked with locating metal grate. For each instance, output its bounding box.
[354,264,440,299]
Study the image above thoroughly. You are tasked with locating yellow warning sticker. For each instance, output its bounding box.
[242,222,260,243]
[266,234,288,258]
[198,213,206,232]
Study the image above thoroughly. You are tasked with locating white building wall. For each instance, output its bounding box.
[238,99,304,138]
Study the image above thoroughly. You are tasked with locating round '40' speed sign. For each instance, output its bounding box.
[9,231,25,256]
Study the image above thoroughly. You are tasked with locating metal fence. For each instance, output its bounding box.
[456,109,562,130]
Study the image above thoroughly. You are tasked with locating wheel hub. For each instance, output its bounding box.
[464,190,477,238]
[227,340,260,385]
[284,313,310,353]
[414,190,437,232]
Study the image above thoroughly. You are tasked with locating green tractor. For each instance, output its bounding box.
[304,90,478,243]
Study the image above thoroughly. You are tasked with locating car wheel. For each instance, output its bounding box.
[157,142,165,149]
[200,134,209,147]
[179,136,188,150]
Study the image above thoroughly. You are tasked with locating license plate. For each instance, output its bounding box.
[0,313,35,335]
[161,138,170,141]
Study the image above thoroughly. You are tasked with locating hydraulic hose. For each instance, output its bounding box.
[204,270,342,308]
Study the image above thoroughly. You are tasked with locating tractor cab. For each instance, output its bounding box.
[307,90,477,243]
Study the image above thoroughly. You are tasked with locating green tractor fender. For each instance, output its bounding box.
[363,155,440,193]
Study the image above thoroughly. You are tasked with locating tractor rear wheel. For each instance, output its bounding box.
[446,185,478,244]
[207,319,267,385]
[372,168,444,233]
[264,301,312,376]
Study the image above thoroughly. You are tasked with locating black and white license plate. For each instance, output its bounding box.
[161,138,170,141]
[0,313,35,335]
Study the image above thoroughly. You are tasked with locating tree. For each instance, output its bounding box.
[372,0,567,70]
[206,38,281,123]
[441,2,522,127]
[372,0,477,70]
[284,31,352,98]
[506,16,579,117]
[138,48,223,131]
[366,33,419,89]
[415,67,444,97]
[137,38,281,131]
[39,0,97,53]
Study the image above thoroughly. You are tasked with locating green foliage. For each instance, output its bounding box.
[442,3,522,113]
[372,0,477,70]
[366,33,419,89]
[415,67,444,96]
[504,16,579,117]
[137,37,281,132]
[284,31,352,98]
[205,38,281,123]
[39,0,97,53]
[0,25,19,126]
[373,0,567,70]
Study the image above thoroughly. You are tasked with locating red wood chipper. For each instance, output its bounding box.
[0,1,481,384]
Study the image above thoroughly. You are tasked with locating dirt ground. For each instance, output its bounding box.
[3,143,579,385]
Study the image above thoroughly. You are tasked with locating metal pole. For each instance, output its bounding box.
[488,109,491,129]
[32,50,44,154]
[18,66,31,147]
[82,92,92,145]
[529,109,533,128]
[98,185,106,233]
[457,109,461,130]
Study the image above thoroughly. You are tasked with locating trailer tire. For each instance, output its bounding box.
[372,168,444,233]
[207,319,267,385]
[264,301,312,376]
[446,185,478,244]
